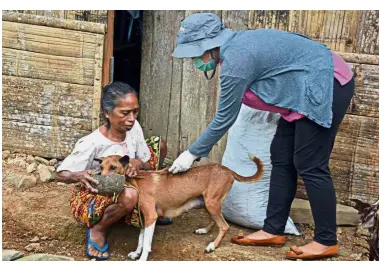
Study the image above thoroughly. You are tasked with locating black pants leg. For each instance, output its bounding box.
[263,117,297,234]
[263,78,355,245]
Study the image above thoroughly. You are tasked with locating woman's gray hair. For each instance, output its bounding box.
[101,82,138,128]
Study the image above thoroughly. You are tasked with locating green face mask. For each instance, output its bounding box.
[193,57,217,72]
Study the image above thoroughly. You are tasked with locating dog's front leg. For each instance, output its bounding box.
[128,229,144,260]
[138,221,156,261]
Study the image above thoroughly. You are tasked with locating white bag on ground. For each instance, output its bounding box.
[222,104,301,235]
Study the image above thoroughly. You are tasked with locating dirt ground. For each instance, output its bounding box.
[2,165,369,261]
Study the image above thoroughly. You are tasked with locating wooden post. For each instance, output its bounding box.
[102,10,114,87]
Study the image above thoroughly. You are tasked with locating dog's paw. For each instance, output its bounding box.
[195,228,209,235]
[128,251,141,260]
[138,252,149,261]
[205,242,215,253]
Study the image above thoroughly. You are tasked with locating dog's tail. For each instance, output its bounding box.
[232,154,264,184]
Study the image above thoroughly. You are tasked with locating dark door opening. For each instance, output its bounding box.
[113,10,143,95]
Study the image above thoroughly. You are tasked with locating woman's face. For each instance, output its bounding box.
[105,93,139,132]
[199,48,220,63]
[200,50,211,63]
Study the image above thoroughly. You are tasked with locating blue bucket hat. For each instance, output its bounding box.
[172,13,234,58]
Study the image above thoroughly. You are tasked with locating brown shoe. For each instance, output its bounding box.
[286,244,339,260]
[231,233,286,246]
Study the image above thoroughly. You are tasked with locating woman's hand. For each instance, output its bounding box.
[75,170,100,193]
[125,158,143,177]
[169,150,198,174]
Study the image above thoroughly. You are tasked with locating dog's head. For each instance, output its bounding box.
[96,155,130,176]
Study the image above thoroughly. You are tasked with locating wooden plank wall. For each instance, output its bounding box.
[2,12,105,158]
[139,10,379,205]
[5,10,108,24]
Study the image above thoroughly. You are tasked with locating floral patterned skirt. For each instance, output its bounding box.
[69,136,162,229]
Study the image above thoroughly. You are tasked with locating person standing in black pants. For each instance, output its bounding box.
[169,12,356,260]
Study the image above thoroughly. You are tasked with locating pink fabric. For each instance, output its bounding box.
[242,51,353,122]
[333,52,354,85]
[242,92,305,122]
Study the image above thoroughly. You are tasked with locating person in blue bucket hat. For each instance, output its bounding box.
[170,12,355,260]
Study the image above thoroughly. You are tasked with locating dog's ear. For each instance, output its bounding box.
[118,155,130,166]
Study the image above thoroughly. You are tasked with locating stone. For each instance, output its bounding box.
[290,198,360,225]
[355,225,370,237]
[30,236,40,242]
[38,165,55,182]
[48,166,56,172]
[26,162,38,173]
[17,254,74,261]
[350,253,362,261]
[3,172,25,186]
[337,227,342,234]
[7,158,28,168]
[16,175,37,189]
[49,159,57,167]
[2,172,10,182]
[308,223,315,230]
[26,155,35,164]
[355,238,370,249]
[34,156,50,166]
[2,249,24,261]
[15,153,27,159]
[2,150,11,160]
[25,243,41,252]
[41,236,49,241]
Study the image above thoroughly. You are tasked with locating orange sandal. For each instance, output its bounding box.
[286,245,339,260]
[231,232,286,246]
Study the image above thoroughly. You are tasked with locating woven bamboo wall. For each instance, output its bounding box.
[139,10,379,205]
[2,11,106,158]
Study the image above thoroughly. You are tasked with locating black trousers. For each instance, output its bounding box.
[263,78,355,246]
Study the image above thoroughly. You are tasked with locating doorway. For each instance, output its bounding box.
[112,10,143,95]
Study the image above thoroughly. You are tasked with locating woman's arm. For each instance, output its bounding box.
[124,158,152,178]
[56,170,99,193]
[55,134,99,192]
[188,75,250,158]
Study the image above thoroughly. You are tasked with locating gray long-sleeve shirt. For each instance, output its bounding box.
[188,29,334,158]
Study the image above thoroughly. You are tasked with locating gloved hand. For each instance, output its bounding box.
[168,150,198,174]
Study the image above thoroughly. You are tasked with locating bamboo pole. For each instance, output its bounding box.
[336,52,379,65]
[102,10,115,87]
[2,11,106,34]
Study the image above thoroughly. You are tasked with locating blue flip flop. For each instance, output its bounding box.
[86,228,109,260]
[156,217,173,225]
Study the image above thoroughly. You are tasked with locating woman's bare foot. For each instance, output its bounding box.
[295,241,333,255]
[88,227,109,258]
[246,230,279,240]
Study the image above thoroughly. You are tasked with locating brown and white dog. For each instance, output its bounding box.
[99,154,263,261]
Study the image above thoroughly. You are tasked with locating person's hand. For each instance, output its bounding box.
[169,150,198,174]
[76,170,99,193]
[125,158,143,177]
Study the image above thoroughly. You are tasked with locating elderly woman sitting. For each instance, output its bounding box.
[56,82,170,260]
